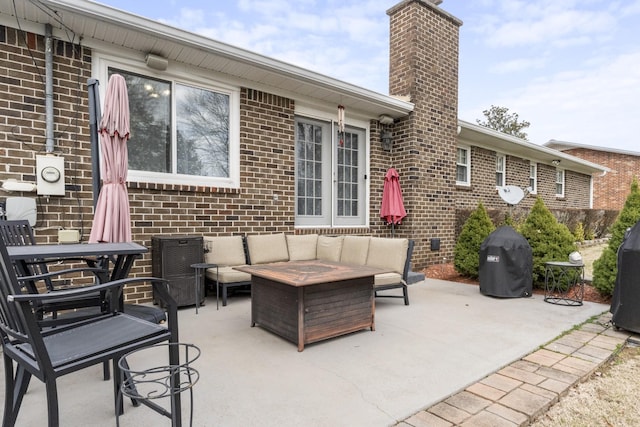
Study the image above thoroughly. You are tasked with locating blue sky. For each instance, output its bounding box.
[96,0,640,151]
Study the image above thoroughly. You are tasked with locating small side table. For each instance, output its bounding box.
[544,261,585,306]
[191,263,218,312]
[117,342,200,427]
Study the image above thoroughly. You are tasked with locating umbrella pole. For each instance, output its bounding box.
[88,78,101,209]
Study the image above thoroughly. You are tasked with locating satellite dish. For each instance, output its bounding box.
[498,185,525,206]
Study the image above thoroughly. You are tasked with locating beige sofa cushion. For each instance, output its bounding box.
[374,272,403,286]
[246,233,290,264]
[204,235,246,266]
[340,236,370,266]
[366,237,409,274]
[316,236,344,262]
[286,234,318,261]
[205,266,251,283]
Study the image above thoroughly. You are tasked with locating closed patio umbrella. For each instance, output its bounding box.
[380,167,407,236]
[89,74,131,243]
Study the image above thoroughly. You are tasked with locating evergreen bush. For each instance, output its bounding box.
[573,222,585,242]
[454,202,495,278]
[592,178,640,296]
[520,197,577,286]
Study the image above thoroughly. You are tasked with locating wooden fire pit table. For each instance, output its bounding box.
[235,260,389,351]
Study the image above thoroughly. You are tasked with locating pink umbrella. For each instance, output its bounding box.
[89,74,131,243]
[380,167,407,236]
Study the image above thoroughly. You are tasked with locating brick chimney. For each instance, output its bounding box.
[387,0,462,267]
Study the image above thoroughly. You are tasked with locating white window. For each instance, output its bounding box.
[555,168,565,197]
[529,162,537,194]
[456,146,471,186]
[96,56,240,188]
[295,116,366,227]
[495,153,505,187]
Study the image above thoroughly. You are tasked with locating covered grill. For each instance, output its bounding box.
[479,226,532,298]
[611,220,640,333]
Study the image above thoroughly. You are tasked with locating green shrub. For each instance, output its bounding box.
[454,201,495,278]
[584,226,595,241]
[573,222,585,242]
[592,177,640,296]
[520,197,577,286]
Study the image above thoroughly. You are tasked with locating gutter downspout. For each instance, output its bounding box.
[45,23,54,153]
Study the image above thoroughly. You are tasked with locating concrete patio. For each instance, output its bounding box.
[1,278,609,427]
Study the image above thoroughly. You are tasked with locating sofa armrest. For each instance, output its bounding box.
[402,240,415,283]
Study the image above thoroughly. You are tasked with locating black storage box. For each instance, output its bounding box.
[152,235,203,307]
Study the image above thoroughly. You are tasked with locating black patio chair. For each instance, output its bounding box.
[0,220,108,318]
[0,220,168,380]
[0,239,181,427]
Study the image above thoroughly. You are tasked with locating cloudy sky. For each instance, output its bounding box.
[96,0,640,151]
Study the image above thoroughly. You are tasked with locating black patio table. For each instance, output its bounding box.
[7,241,148,283]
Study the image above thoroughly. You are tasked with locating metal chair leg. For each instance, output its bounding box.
[44,379,59,427]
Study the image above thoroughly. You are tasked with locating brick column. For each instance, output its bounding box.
[386,0,462,268]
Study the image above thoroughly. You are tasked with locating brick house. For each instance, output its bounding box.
[545,140,639,210]
[0,0,606,303]
[457,122,608,211]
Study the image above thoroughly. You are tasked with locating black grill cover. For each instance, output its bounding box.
[479,226,532,298]
[611,220,640,333]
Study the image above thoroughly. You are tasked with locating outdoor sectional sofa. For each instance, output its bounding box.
[203,233,415,306]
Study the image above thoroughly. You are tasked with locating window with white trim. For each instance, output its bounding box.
[529,162,537,194]
[97,57,240,188]
[495,153,505,187]
[294,116,366,227]
[555,168,565,197]
[456,146,471,186]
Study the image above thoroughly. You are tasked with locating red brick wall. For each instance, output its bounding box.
[562,148,640,210]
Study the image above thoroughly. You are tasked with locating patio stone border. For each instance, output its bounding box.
[397,312,631,427]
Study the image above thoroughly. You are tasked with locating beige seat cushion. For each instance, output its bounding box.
[246,233,290,264]
[340,236,370,266]
[205,266,251,283]
[286,234,318,261]
[316,236,344,262]
[366,238,409,274]
[204,235,246,266]
[374,272,403,286]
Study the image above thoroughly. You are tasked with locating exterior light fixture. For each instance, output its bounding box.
[552,159,561,166]
[379,114,395,151]
[145,53,168,71]
[381,130,393,151]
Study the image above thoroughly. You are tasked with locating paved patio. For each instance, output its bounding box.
[0,278,610,426]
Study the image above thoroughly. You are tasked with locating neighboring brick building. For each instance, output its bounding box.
[545,140,640,210]
[0,0,606,303]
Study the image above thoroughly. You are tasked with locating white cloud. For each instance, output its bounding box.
[621,0,640,16]
[494,51,640,148]
[158,1,392,91]
[490,57,547,74]
[484,9,614,48]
